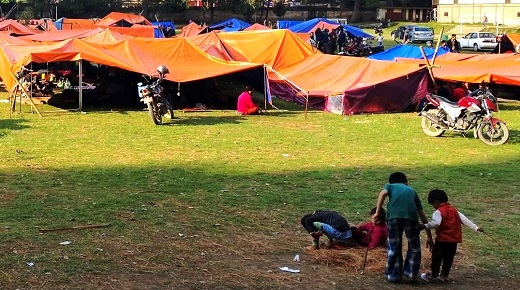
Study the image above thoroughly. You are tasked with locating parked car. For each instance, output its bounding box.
[408,26,434,43]
[459,32,497,51]
[391,25,434,43]
[391,25,412,40]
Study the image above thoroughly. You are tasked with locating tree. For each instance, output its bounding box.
[273,0,286,19]
[54,0,111,19]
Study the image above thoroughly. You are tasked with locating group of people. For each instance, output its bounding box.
[301,172,483,284]
[308,27,348,54]
[440,34,462,53]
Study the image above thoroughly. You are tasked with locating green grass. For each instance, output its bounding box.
[1,95,519,288]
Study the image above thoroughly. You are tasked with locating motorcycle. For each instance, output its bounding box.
[419,84,509,145]
[374,25,383,35]
[137,65,174,125]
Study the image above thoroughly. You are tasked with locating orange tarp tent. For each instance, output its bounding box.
[396,53,520,86]
[58,18,100,30]
[96,12,153,27]
[179,22,208,37]
[186,30,318,69]
[0,19,39,35]
[244,23,271,31]
[0,37,262,92]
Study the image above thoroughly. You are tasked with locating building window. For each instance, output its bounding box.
[444,12,448,17]
[517,12,520,17]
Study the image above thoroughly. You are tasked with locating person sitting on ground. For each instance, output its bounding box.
[236,86,261,115]
[351,207,388,249]
[301,210,352,249]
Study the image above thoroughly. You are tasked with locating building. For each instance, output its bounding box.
[434,0,520,26]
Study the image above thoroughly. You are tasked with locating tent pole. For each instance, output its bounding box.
[304,92,309,120]
[263,65,267,110]
[431,27,444,67]
[265,64,309,113]
[78,60,83,111]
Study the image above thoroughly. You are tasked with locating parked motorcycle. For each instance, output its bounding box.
[419,84,509,145]
[137,65,174,125]
[374,25,383,35]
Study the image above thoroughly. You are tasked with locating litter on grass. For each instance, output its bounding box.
[280,266,300,273]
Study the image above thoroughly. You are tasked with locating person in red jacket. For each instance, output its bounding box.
[236,86,261,115]
[351,207,389,249]
[419,189,483,283]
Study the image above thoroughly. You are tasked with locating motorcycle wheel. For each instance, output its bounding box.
[477,121,509,145]
[148,103,163,125]
[162,98,175,119]
[421,109,446,137]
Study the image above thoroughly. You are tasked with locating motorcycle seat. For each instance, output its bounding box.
[431,94,460,108]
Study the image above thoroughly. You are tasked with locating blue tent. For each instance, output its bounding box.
[341,24,374,39]
[368,45,450,61]
[277,20,303,29]
[286,18,374,39]
[209,18,251,32]
[152,21,176,38]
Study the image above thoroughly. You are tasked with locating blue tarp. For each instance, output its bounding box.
[341,24,374,39]
[286,18,374,39]
[277,20,303,29]
[209,18,251,32]
[368,45,450,61]
[152,21,175,38]
[55,17,64,30]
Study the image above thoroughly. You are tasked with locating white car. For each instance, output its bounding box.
[459,32,497,51]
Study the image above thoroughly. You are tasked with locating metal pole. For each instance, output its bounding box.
[78,60,83,111]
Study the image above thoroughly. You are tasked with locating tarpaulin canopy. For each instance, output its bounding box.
[0,36,262,92]
[368,44,450,61]
[186,30,317,69]
[244,23,271,31]
[96,12,153,27]
[179,22,208,37]
[55,18,100,30]
[277,20,303,29]
[0,19,39,35]
[0,31,31,44]
[19,27,107,42]
[396,53,520,86]
[209,18,251,32]
[287,18,374,39]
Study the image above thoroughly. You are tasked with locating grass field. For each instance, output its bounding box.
[1,92,519,289]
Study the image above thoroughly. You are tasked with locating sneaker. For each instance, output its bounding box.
[420,273,436,283]
[437,276,450,283]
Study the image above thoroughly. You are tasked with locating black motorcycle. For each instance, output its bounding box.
[137,65,174,125]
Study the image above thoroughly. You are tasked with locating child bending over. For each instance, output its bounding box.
[351,207,388,249]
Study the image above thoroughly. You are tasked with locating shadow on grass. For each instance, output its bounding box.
[0,118,30,136]
[165,115,245,126]
[1,159,519,289]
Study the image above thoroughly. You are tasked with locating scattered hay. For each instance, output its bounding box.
[306,246,387,273]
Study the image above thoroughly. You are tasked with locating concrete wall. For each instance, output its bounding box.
[169,8,375,26]
[437,4,520,25]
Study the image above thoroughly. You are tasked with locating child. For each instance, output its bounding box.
[351,207,388,249]
[301,210,352,249]
[377,33,384,47]
[375,172,433,283]
[420,189,483,283]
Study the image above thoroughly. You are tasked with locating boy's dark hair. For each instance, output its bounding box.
[428,189,449,204]
[245,86,253,92]
[388,172,408,184]
[370,207,386,223]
